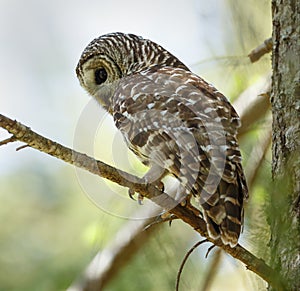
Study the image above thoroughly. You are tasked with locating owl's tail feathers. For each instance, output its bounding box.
[201,180,244,248]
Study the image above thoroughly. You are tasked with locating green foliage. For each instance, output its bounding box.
[0,166,102,290]
[0,0,272,290]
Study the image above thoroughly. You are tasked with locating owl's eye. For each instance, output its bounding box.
[94,68,107,85]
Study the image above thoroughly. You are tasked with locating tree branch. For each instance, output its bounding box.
[248,37,272,63]
[0,113,283,290]
[69,206,161,291]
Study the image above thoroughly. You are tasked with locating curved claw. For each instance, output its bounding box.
[128,178,163,205]
[128,189,136,201]
[156,181,165,192]
[137,194,144,205]
[128,189,144,205]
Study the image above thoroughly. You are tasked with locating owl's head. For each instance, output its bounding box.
[76,32,188,112]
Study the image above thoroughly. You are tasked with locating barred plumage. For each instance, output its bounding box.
[76,32,248,247]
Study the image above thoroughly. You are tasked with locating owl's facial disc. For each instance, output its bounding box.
[77,55,122,112]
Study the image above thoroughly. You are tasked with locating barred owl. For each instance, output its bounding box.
[76,32,248,247]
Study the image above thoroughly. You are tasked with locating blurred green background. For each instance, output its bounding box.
[0,0,271,290]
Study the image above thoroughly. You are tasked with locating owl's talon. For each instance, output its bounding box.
[128,189,136,201]
[128,189,144,205]
[156,181,165,192]
[137,194,144,205]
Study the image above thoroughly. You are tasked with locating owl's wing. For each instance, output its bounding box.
[112,66,248,247]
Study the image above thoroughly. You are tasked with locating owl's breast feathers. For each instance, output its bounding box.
[112,66,248,247]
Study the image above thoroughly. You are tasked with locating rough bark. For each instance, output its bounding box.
[270,0,300,290]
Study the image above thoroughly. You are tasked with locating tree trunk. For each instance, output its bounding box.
[270,0,300,290]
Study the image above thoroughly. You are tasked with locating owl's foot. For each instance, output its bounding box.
[128,188,135,200]
[128,180,165,205]
[128,163,165,203]
[143,163,166,195]
[144,212,178,230]
[128,189,144,204]
[153,180,165,192]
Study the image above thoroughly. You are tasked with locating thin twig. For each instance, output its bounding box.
[143,214,179,231]
[16,144,30,151]
[0,113,284,290]
[248,37,272,63]
[0,135,17,146]
[175,239,209,291]
[205,245,216,258]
